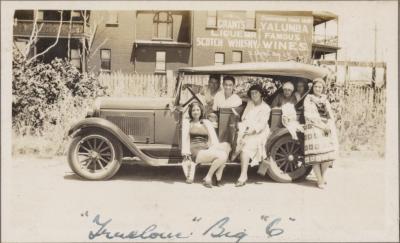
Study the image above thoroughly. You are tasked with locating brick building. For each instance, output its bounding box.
[132,11,191,73]
[13,10,339,74]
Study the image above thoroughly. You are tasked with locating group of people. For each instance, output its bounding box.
[270,78,308,108]
[180,74,338,189]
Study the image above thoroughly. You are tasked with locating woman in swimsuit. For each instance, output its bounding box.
[181,102,231,188]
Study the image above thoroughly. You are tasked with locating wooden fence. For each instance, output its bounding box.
[333,85,386,106]
[99,72,171,97]
[98,72,210,97]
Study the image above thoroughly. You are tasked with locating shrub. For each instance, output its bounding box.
[235,77,279,104]
[12,47,108,156]
[332,86,385,156]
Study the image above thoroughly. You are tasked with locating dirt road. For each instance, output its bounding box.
[2,153,398,242]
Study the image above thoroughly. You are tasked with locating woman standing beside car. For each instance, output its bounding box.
[303,78,338,189]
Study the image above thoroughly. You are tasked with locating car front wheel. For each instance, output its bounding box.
[68,131,122,180]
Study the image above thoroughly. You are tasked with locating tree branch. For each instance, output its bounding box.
[25,11,39,56]
[24,10,41,58]
[24,22,44,60]
[26,10,64,64]
[13,40,25,58]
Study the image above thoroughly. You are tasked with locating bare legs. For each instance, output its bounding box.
[203,157,226,184]
[236,152,250,186]
[312,164,323,188]
[201,143,231,187]
[312,161,331,188]
[320,162,330,184]
[215,165,225,181]
[186,159,227,187]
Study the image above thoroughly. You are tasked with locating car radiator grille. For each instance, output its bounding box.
[106,116,154,143]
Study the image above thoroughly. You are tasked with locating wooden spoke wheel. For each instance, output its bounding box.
[68,131,122,180]
[266,133,312,183]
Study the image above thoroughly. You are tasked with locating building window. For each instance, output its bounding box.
[14,39,28,54]
[214,52,225,66]
[100,49,111,72]
[153,12,173,40]
[71,11,82,21]
[245,11,256,30]
[232,51,242,64]
[106,12,118,26]
[36,10,44,20]
[42,10,64,21]
[14,10,34,20]
[207,11,217,28]
[70,49,81,69]
[155,51,166,72]
[15,38,35,57]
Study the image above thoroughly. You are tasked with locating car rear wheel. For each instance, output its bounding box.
[68,131,122,180]
[266,133,312,183]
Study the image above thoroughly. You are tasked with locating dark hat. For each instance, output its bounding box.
[247,84,264,98]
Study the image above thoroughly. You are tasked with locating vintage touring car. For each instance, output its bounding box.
[67,61,328,182]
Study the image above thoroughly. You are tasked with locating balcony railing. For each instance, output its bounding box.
[13,20,90,38]
[312,34,338,48]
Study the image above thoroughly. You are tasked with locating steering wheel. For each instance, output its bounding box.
[181,86,204,107]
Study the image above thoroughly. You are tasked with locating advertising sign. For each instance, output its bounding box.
[195,12,314,63]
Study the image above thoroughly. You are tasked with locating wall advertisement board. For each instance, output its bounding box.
[195,13,314,63]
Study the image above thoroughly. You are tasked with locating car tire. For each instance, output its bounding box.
[68,130,123,180]
[266,133,312,183]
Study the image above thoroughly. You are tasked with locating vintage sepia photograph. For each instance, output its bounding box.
[1,1,398,242]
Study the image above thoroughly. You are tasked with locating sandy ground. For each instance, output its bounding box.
[1,152,398,242]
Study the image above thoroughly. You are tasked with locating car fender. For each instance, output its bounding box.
[266,128,291,154]
[68,117,167,166]
[259,128,292,176]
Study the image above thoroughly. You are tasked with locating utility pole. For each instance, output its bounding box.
[372,22,377,104]
[372,23,377,85]
[374,23,377,64]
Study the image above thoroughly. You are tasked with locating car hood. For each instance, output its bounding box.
[97,97,174,110]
